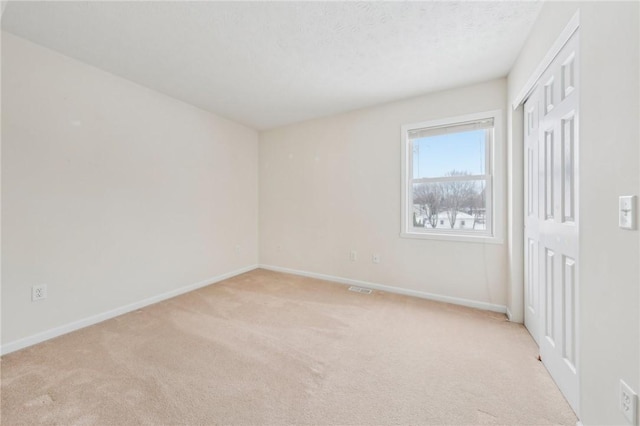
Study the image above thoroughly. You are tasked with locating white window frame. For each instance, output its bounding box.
[400,110,504,244]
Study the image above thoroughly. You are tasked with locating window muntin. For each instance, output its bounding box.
[402,113,498,240]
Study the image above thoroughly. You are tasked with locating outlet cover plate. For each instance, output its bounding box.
[32,284,47,301]
[621,380,638,424]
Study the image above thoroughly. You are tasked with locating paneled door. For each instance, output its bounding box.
[524,30,580,413]
[524,81,540,346]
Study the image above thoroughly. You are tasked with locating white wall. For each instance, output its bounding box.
[508,2,639,424]
[260,79,508,310]
[1,33,259,348]
[5,6,638,422]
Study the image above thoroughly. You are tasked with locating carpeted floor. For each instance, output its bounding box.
[1,269,577,425]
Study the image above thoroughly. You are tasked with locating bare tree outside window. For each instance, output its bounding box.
[412,183,442,228]
[413,173,485,229]
[440,170,476,228]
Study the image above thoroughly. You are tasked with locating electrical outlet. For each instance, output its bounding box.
[620,380,638,424]
[349,250,357,262]
[235,244,241,253]
[372,254,381,264]
[32,284,47,302]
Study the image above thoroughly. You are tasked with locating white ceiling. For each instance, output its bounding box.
[1,1,542,130]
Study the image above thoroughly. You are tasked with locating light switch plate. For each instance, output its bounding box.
[619,196,637,230]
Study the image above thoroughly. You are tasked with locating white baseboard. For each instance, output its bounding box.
[258,264,507,314]
[506,307,513,321]
[0,264,258,356]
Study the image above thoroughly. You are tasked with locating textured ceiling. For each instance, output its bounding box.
[1,1,542,130]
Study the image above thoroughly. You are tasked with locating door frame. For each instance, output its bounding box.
[511,11,580,110]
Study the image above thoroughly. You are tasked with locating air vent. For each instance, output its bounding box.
[348,286,372,294]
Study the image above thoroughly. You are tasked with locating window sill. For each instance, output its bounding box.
[400,231,504,244]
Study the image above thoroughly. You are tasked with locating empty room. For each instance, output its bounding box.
[1,1,638,425]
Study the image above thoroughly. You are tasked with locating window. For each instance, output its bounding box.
[401,110,502,242]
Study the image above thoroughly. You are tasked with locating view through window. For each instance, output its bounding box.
[404,116,495,237]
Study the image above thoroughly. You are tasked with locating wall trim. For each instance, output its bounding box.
[259,264,507,314]
[506,307,513,322]
[0,264,259,356]
[511,9,580,109]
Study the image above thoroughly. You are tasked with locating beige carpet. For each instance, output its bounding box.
[1,269,576,425]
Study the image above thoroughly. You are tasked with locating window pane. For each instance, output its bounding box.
[411,180,487,231]
[412,129,487,179]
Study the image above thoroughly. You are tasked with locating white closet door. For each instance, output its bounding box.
[524,30,580,414]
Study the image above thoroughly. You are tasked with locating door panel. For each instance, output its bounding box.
[544,248,555,344]
[563,255,576,370]
[544,128,555,220]
[562,114,576,222]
